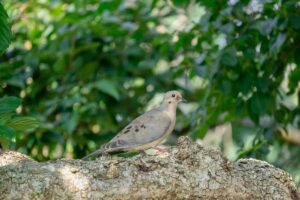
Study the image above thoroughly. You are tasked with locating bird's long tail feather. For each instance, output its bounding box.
[82,148,104,160]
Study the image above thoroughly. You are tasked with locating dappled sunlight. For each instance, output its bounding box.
[56,163,91,194]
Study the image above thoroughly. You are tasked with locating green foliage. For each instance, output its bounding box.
[0,96,20,115]
[6,117,40,132]
[94,79,120,101]
[0,96,40,146]
[0,2,11,54]
[0,124,16,142]
[1,0,299,183]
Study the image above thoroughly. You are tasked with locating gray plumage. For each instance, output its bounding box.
[82,90,183,160]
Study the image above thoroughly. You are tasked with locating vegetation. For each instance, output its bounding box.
[0,0,299,183]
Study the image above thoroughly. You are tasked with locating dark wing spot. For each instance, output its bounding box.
[109,141,118,148]
[126,126,132,130]
[117,140,127,145]
[135,129,139,132]
[172,94,175,97]
[124,130,130,134]
[168,101,171,104]
[140,125,146,129]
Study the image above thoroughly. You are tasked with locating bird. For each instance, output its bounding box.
[82,90,185,160]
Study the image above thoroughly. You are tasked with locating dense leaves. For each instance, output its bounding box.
[0,96,40,146]
[0,3,11,54]
[0,96,20,115]
[0,0,299,183]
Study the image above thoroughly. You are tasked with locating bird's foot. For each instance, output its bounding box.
[153,146,163,151]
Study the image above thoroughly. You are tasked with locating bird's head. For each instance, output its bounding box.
[162,90,186,106]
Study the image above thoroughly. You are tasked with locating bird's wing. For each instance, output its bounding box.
[101,108,172,153]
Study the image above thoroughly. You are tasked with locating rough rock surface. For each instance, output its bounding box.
[0,137,299,200]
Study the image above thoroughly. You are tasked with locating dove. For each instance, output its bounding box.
[82,90,185,160]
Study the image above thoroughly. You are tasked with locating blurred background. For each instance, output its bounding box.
[0,0,299,184]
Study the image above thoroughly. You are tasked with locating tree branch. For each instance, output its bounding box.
[0,137,299,200]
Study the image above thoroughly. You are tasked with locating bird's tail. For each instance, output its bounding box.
[82,148,104,160]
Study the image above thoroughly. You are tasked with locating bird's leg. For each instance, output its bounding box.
[153,146,163,151]
[152,146,169,153]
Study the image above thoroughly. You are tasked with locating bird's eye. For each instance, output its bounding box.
[172,94,175,98]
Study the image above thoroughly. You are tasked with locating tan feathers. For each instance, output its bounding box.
[82,90,184,160]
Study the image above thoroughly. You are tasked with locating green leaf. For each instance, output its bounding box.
[0,113,13,125]
[220,23,234,34]
[251,18,277,36]
[197,123,209,139]
[256,77,269,94]
[289,16,300,29]
[97,0,121,14]
[0,96,21,115]
[53,56,65,73]
[63,113,78,134]
[144,149,157,156]
[271,33,286,53]
[172,0,189,6]
[6,117,40,132]
[0,125,16,142]
[94,80,120,100]
[288,66,300,94]
[221,47,237,67]
[249,94,268,116]
[115,151,139,158]
[0,3,12,54]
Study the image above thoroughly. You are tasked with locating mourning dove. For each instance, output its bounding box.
[82,90,184,160]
